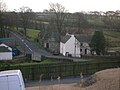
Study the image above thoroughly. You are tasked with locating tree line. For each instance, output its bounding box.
[0,1,120,55]
[1,1,120,38]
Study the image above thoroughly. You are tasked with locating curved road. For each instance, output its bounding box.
[10,31,52,60]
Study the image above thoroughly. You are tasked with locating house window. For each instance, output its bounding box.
[65,52,69,56]
[80,43,83,46]
[80,49,82,52]
[85,49,87,54]
[46,43,49,48]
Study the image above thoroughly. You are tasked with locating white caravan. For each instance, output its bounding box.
[0,70,25,90]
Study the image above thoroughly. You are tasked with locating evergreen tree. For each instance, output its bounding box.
[90,31,106,55]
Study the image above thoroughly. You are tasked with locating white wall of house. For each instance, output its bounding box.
[60,42,65,55]
[60,35,81,57]
[0,43,13,60]
[60,34,92,57]
[74,38,81,57]
[0,52,12,60]
[65,35,75,56]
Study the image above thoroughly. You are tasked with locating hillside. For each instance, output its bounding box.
[103,31,120,50]
[90,29,120,50]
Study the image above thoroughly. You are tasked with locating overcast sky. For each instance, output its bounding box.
[3,0,120,12]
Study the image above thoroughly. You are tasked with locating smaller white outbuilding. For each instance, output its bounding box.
[0,43,12,60]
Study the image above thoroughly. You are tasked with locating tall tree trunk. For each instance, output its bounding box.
[24,27,27,36]
[0,26,5,38]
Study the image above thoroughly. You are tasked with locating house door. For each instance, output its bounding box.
[85,49,87,55]
[65,52,69,56]
[46,43,49,48]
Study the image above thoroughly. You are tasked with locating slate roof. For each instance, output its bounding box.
[75,34,92,42]
[61,34,92,43]
[61,35,71,43]
[0,46,11,52]
[44,31,59,42]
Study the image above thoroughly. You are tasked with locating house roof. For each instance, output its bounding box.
[43,31,60,42]
[75,34,92,42]
[0,46,11,52]
[61,34,92,43]
[61,35,71,43]
[0,43,12,51]
[0,43,9,47]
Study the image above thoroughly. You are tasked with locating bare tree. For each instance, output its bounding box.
[0,0,7,11]
[75,12,90,34]
[38,22,48,46]
[19,6,33,36]
[49,3,68,42]
[4,11,20,31]
[103,11,120,30]
[0,0,7,38]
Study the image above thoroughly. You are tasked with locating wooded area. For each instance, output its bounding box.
[1,1,120,38]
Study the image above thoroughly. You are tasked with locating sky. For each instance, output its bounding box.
[3,0,120,12]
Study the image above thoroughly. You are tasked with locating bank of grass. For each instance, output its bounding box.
[0,58,60,67]
[11,60,58,66]
[103,31,120,41]
[0,56,120,67]
[92,30,120,48]
[16,28,40,41]
[88,29,120,42]
[27,29,40,41]
[88,18,104,26]
[106,31,120,39]
[110,47,120,50]
[40,59,59,64]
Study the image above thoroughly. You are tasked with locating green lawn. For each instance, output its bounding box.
[90,29,120,41]
[27,29,40,41]
[110,47,120,50]
[88,18,104,25]
[40,59,59,64]
[88,30,119,42]
[91,30,120,49]
[103,31,120,41]
[30,20,49,24]
[103,31,120,48]
[16,28,40,41]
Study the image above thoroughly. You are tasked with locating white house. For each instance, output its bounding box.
[0,43,12,60]
[60,34,92,57]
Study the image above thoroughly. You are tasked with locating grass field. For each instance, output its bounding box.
[103,31,120,41]
[27,29,40,41]
[88,29,120,42]
[88,18,104,25]
[16,28,40,41]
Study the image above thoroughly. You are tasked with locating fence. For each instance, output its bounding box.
[0,60,120,82]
